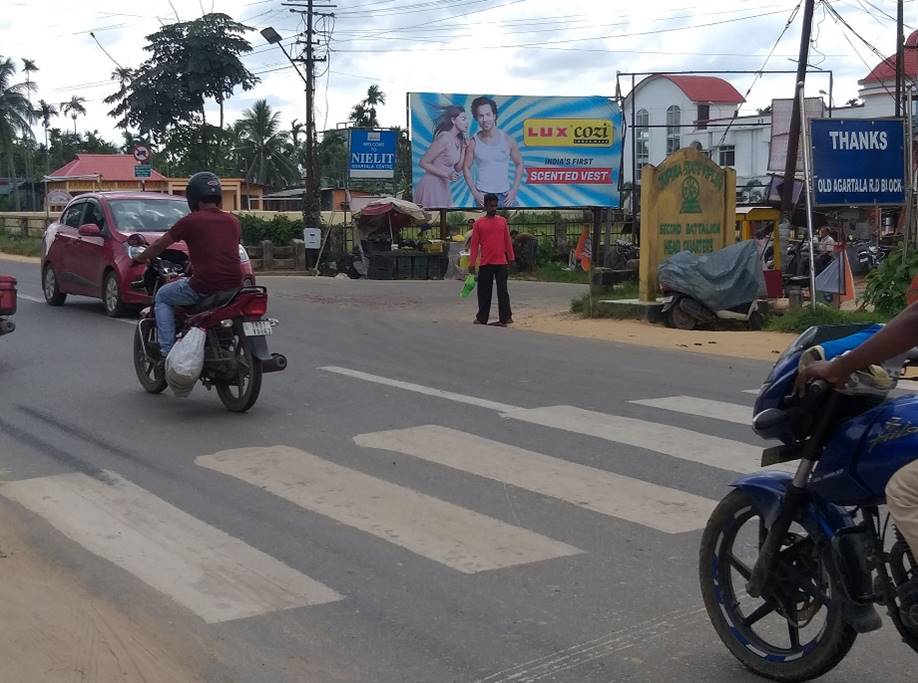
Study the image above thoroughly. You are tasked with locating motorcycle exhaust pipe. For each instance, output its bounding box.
[261,353,287,373]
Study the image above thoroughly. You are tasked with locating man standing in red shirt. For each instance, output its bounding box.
[469,193,515,326]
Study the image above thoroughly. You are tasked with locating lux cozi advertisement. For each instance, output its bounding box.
[409,93,623,209]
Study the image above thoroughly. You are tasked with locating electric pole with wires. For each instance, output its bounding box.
[283,0,335,230]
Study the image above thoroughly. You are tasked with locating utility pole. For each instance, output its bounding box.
[780,0,816,219]
[283,0,335,228]
[896,0,905,117]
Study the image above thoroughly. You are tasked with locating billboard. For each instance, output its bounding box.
[811,118,906,206]
[409,93,623,209]
[767,97,826,173]
[349,129,397,179]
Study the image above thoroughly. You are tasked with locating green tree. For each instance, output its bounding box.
[107,13,257,161]
[0,56,34,210]
[236,99,297,189]
[61,95,86,135]
[34,98,57,174]
[21,58,38,209]
[316,129,347,187]
[349,84,386,128]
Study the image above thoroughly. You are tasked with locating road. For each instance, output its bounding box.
[0,258,912,682]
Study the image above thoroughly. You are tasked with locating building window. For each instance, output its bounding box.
[635,108,649,172]
[696,104,710,131]
[666,105,681,155]
[718,145,736,167]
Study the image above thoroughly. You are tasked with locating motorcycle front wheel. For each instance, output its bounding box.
[699,490,856,682]
[133,324,167,394]
[215,331,263,413]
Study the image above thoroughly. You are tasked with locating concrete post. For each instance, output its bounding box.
[261,240,274,271]
[293,239,307,271]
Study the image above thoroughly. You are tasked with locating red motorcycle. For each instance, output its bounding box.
[130,237,286,412]
[0,274,16,337]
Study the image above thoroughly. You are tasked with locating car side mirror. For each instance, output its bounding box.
[78,224,102,237]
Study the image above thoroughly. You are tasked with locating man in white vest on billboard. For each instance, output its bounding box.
[463,96,524,208]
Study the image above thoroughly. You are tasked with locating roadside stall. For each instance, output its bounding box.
[736,205,782,298]
[350,198,449,280]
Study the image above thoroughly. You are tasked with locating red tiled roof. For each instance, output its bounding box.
[860,30,918,84]
[648,75,745,104]
[49,154,167,181]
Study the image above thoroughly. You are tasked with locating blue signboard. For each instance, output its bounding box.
[811,118,906,206]
[349,129,397,179]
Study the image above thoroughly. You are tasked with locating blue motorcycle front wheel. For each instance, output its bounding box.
[699,490,857,682]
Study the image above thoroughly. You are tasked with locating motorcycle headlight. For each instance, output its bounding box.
[239,244,250,263]
[127,244,146,260]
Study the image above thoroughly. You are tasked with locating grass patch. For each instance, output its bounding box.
[0,233,42,258]
[765,304,889,334]
[570,289,641,318]
[512,262,590,284]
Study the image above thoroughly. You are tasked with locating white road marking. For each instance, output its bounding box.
[505,405,765,474]
[17,291,135,324]
[197,446,581,573]
[321,366,768,474]
[355,426,717,534]
[1,471,342,623]
[743,389,761,395]
[319,365,517,413]
[630,396,752,425]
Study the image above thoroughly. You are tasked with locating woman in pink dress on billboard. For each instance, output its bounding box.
[414,105,469,209]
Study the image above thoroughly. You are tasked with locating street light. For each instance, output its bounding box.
[260,26,318,230]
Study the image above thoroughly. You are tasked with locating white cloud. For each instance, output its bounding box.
[1,0,910,145]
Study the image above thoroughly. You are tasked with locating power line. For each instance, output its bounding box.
[331,7,799,53]
[716,1,803,150]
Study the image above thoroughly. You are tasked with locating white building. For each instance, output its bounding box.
[621,32,917,204]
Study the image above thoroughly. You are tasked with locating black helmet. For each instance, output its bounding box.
[186,171,222,211]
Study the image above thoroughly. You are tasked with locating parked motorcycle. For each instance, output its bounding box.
[604,239,639,270]
[661,291,763,330]
[0,274,16,336]
[699,323,918,681]
[130,236,287,412]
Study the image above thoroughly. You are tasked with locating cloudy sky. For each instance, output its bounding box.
[1,0,913,143]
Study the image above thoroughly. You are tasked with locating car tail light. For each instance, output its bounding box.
[241,295,267,318]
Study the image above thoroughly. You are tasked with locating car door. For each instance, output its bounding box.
[68,199,111,297]
[54,201,86,293]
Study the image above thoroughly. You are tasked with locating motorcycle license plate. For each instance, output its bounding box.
[242,320,272,336]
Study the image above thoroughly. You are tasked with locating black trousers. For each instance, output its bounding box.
[476,264,512,323]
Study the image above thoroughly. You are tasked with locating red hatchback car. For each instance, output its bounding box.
[41,192,255,317]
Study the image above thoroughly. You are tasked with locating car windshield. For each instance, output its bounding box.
[109,199,189,233]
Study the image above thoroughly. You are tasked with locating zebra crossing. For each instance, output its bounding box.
[0,371,771,624]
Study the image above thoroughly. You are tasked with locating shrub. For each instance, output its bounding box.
[239,214,304,246]
[765,304,887,333]
[862,247,918,317]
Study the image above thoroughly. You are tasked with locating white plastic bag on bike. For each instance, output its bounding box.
[165,326,205,398]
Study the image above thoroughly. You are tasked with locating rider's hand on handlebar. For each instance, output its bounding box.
[794,360,850,396]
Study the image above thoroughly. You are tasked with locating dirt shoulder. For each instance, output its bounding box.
[0,499,202,683]
[517,312,796,362]
[0,252,40,264]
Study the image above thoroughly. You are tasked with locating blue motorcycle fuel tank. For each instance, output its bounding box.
[812,394,918,506]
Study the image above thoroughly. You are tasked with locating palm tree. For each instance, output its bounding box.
[0,56,34,210]
[34,99,57,175]
[349,85,386,129]
[61,95,86,135]
[290,118,305,146]
[21,59,37,209]
[236,99,297,189]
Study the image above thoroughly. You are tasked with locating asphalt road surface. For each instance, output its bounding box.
[0,259,912,682]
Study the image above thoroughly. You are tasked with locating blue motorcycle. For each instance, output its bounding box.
[700,323,918,681]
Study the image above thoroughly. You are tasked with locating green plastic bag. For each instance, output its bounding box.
[459,274,477,298]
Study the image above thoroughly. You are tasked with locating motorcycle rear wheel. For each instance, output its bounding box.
[133,324,167,394]
[699,490,856,682]
[215,332,263,413]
